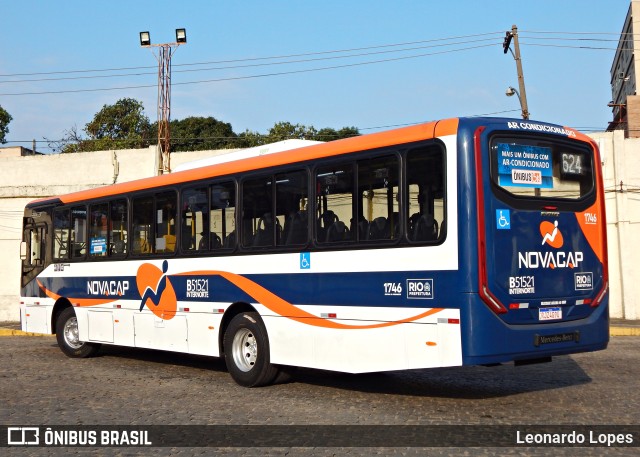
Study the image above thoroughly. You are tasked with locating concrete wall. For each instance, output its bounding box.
[0,146,238,321]
[1,134,639,321]
[591,130,640,319]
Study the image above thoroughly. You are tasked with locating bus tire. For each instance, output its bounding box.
[55,307,101,358]
[224,312,279,387]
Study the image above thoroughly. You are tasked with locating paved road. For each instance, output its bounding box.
[1,335,639,456]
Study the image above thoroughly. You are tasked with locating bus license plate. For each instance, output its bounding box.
[539,307,562,321]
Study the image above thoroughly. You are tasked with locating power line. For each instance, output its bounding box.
[520,42,619,51]
[0,36,503,85]
[0,43,497,97]
[0,30,628,96]
[1,29,627,81]
[521,30,634,36]
[0,31,505,79]
[2,35,630,86]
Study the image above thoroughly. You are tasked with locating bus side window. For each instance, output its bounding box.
[53,208,71,260]
[211,182,236,250]
[242,177,274,248]
[110,199,128,256]
[182,187,209,252]
[357,155,399,242]
[276,170,308,246]
[406,145,445,242]
[156,192,177,253]
[315,164,355,244]
[89,203,109,258]
[132,196,154,255]
[71,206,87,259]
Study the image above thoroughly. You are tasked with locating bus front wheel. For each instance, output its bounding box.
[224,312,279,387]
[55,307,101,358]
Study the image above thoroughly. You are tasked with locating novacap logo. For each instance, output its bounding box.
[540,220,563,248]
[518,220,583,269]
[136,260,177,320]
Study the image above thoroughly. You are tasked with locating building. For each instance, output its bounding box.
[0,146,41,157]
[609,1,640,136]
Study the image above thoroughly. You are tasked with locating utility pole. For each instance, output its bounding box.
[140,29,187,175]
[503,24,530,120]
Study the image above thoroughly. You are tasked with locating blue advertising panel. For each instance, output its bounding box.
[497,143,553,188]
[90,237,107,255]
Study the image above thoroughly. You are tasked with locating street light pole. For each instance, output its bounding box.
[506,86,524,113]
[504,25,530,120]
[140,28,187,175]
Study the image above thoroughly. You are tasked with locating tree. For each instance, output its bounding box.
[315,126,360,141]
[0,105,13,144]
[150,116,237,151]
[51,99,151,153]
[267,122,318,142]
[236,129,265,148]
[47,125,88,153]
[237,122,360,148]
[84,98,151,151]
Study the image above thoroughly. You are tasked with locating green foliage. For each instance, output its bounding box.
[53,98,151,153]
[150,116,238,151]
[315,126,360,141]
[84,98,151,150]
[237,122,360,148]
[53,98,360,153]
[0,104,13,144]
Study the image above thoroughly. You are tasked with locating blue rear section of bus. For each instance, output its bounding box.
[455,118,609,365]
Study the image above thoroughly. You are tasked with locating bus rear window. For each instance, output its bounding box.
[490,137,594,201]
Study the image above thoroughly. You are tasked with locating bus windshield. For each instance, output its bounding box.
[490,136,594,202]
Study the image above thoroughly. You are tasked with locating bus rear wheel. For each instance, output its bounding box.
[224,312,279,387]
[55,307,101,358]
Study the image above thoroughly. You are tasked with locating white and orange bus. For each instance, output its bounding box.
[20,117,608,387]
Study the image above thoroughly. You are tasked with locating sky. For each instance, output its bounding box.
[0,0,631,153]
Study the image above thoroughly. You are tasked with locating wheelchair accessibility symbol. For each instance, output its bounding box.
[496,209,511,230]
[300,252,311,269]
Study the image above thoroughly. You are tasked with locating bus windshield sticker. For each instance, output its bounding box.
[497,143,553,189]
[90,237,107,255]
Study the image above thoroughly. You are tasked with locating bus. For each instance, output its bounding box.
[19,117,609,387]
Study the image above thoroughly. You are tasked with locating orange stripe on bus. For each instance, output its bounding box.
[37,270,445,329]
[43,119,459,205]
[177,270,443,329]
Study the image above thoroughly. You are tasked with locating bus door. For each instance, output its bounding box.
[476,127,607,326]
[21,218,48,295]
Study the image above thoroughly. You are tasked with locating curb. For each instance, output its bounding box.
[1,327,638,337]
[0,327,640,336]
[610,326,640,337]
[0,329,51,337]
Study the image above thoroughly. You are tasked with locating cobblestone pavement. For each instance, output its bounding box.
[1,335,638,456]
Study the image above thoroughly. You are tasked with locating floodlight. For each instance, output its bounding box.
[176,28,187,44]
[140,31,151,47]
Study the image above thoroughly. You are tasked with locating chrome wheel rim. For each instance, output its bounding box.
[232,328,257,372]
[63,317,83,349]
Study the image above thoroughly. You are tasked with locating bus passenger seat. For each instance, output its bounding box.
[368,217,389,240]
[326,221,349,242]
[412,214,438,241]
[317,210,337,242]
[223,231,236,248]
[163,234,176,252]
[253,213,281,246]
[285,210,308,245]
